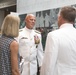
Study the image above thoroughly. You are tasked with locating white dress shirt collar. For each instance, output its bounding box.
[60,23,73,29]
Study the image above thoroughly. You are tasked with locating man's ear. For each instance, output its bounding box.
[59,15,62,20]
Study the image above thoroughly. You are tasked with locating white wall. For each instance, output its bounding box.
[17,0,76,14]
[0,10,4,28]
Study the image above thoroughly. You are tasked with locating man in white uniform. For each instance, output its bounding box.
[18,14,43,75]
[40,6,76,75]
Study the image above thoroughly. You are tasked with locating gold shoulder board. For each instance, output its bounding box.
[34,30,41,34]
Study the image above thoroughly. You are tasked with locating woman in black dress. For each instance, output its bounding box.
[0,14,20,75]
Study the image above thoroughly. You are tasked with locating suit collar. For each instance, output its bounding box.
[60,23,73,29]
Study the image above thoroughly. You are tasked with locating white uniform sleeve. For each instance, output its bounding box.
[40,33,58,75]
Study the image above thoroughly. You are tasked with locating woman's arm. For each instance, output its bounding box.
[10,40,20,75]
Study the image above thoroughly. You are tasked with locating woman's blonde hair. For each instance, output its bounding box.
[1,14,20,37]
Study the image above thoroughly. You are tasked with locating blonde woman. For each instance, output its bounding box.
[0,14,20,75]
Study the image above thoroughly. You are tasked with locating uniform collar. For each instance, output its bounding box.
[60,23,73,29]
[25,26,33,33]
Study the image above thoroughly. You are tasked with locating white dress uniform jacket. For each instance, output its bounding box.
[18,27,43,75]
[40,23,76,75]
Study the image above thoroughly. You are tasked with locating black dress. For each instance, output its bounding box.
[0,35,19,75]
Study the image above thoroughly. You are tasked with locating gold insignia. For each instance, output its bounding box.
[34,35,40,44]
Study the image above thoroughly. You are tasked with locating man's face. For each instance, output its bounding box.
[25,15,36,29]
